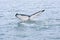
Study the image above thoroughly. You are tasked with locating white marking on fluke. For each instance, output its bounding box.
[15,10,45,22]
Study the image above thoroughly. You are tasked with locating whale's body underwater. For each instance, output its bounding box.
[15,10,45,22]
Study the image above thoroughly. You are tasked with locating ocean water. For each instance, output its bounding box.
[0,0,60,40]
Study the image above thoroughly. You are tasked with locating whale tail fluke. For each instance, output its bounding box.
[15,10,45,21]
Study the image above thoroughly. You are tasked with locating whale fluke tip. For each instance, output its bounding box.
[42,10,45,12]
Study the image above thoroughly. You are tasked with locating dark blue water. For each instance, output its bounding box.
[0,0,60,40]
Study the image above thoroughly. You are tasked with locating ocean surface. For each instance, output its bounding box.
[0,0,60,40]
